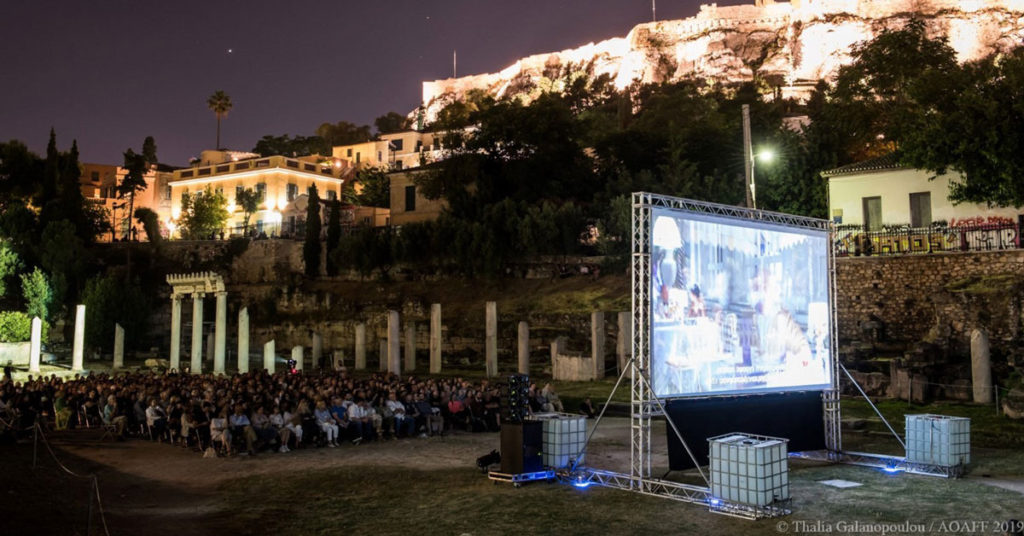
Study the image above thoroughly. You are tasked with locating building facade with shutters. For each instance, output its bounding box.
[823,154,1019,230]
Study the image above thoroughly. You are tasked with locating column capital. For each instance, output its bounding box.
[216,290,228,298]
[192,291,206,299]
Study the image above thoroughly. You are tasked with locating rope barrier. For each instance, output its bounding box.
[33,421,111,536]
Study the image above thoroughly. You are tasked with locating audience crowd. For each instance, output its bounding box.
[0,369,571,456]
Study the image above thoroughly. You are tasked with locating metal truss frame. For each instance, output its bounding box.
[567,193,953,523]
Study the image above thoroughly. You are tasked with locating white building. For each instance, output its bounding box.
[823,154,1020,230]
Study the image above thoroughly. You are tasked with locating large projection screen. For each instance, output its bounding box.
[650,207,832,399]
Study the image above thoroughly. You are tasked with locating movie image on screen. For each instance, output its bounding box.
[650,208,831,398]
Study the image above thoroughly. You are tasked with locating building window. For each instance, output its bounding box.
[287,183,298,202]
[862,196,882,232]
[416,140,423,152]
[394,160,403,171]
[355,152,360,164]
[909,192,932,228]
[390,139,404,152]
[256,182,266,200]
[91,171,100,182]
[405,185,416,212]
[377,151,383,162]
[327,190,337,201]
[347,148,353,157]
[236,185,244,199]
[165,185,172,200]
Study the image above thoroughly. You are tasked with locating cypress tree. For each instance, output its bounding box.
[303,185,322,277]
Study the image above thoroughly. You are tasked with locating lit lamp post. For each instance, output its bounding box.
[749,148,774,211]
[741,103,775,210]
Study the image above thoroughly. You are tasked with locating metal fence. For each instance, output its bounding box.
[834,217,1024,257]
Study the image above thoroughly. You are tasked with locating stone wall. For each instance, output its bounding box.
[835,249,1024,348]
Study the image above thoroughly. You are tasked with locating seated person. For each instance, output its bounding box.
[579,397,596,419]
[210,407,232,455]
[229,404,258,455]
[251,406,279,450]
[145,398,168,441]
[268,406,291,453]
[541,383,564,413]
[314,400,339,447]
[102,395,127,439]
[387,392,414,438]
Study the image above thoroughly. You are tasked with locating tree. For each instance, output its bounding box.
[828,19,957,159]
[20,267,52,321]
[134,207,161,244]
[142,136,158,165]
[315,121,372,147]
[207,90,233,150]
[81,274,148,351]
[0,241,19,299]
[235,187,262,235]
[38,220,85,312]
[303,185,322,277]
[900,47,1024,207]
[325,200,342,276]
[374,112,411,136]
[120,147,149,240]
[179,188,229,239]
[252,134,330,157]
[354,167,390,208]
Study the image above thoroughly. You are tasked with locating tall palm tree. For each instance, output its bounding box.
[207,90,233,150]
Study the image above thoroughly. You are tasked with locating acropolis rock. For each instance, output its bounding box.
[421,0,1024,120]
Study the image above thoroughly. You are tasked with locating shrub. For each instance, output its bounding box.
[0,311,49,343]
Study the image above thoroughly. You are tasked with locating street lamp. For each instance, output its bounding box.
[749,148,775,210]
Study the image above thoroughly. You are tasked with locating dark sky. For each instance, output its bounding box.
[1,0,709,166]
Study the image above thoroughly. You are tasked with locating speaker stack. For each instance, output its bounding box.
[499,374,542,474]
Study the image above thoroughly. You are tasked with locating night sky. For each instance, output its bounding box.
[1,0,709,167]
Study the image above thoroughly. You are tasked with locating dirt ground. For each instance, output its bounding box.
[2,417,1022,536]
[0,417,646,536]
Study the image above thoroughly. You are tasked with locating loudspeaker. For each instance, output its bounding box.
[501,374,530,423]
[500,420,543,474]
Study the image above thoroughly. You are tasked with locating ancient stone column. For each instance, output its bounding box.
[592,311,605,379]
[430,304,442,374]
[214,291,227,375]
[550,336,566,371]
[263,340,275,373]
[113,323,124,369]
[387,311,401,375]
[404,323,416,372]
[379,339,388,372]
[485,301,497,377]
[205,332,215,366]
[29,316,42,374]
[72,304,85,371]
[292,345,304,372]
[617,311,631,374]
[355,323,366,370]
[170,295,182,371]
[312,332,323,369]
[517,321,530,375]
[971,328,993,404]
[237,307,249,374]
[190,293,204,374]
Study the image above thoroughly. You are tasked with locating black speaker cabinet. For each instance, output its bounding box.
[500,420,543,474]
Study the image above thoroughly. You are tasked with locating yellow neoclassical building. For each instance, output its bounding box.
[168,150,352,238]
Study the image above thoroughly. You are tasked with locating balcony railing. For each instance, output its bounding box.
[173,156,350,182]
[834,217,1024,257]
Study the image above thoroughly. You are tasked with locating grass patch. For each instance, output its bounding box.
[841,397,1024,449]
[219,463,1023,536]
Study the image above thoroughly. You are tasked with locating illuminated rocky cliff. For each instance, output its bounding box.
[421,0,1024,119]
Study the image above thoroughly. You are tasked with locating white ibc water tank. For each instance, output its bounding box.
[533,413,588,469]
[905,414,970,468]
[709,433,790,507]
